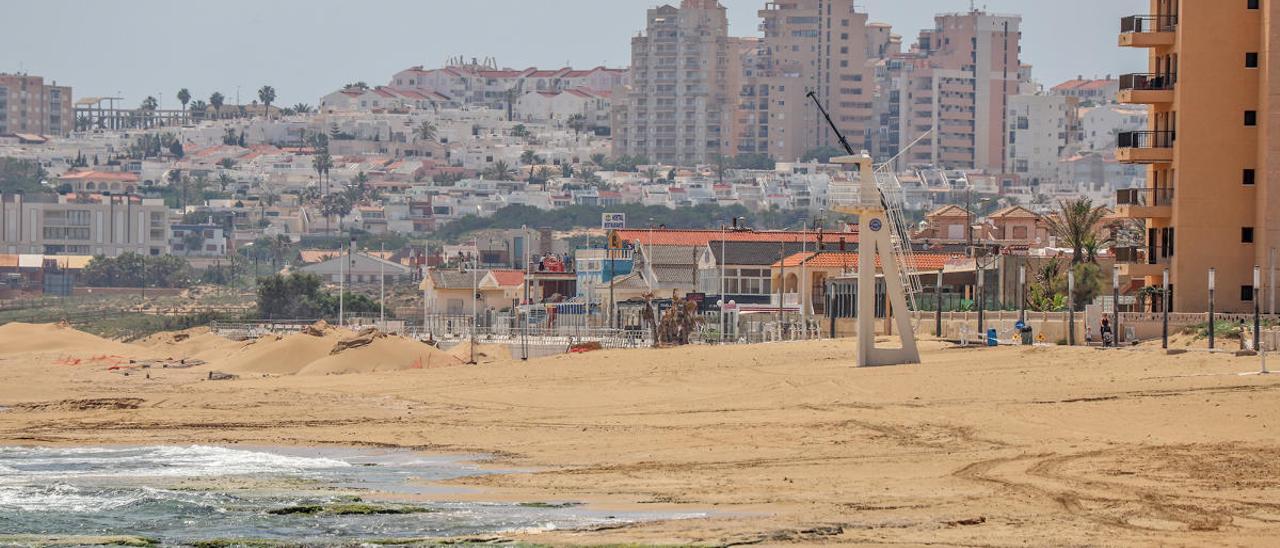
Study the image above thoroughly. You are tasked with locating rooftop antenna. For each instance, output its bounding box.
[808,91,920,367]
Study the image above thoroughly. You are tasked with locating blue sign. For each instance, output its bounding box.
[868,218,883,232]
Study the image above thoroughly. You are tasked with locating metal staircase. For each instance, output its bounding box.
[874,169,923,311]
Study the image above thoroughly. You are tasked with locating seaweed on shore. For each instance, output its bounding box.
[266,502,435,516]
[515,501,584,509]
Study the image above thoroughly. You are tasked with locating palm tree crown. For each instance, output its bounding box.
[257,85,276,118]
[1045,198,1111,264]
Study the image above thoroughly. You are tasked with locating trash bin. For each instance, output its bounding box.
[986,328,999,347]
[1021,326,1034,346]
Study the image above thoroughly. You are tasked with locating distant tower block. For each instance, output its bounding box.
[830,153,920,367]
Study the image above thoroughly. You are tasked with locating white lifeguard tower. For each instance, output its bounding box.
[828,153,921,367]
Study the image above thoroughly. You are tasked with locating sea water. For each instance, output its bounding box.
[0,445,699,545]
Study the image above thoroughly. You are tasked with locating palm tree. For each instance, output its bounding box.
[139,96,158,128]
[257,85,276,119]
[176,88,191,122]
[712,153,728,184]
[520,149,537,165]
[292,103,313,115]
[415,120,437,142]
[567,114,586,137]
[485,160,515,181]
[644,167,661,184]
[1045,198,1110,265]
[189,100,208,122]
[209,92,225,119]
[590,153,607,167]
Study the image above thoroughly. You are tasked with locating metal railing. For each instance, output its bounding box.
[1117,130,1175,149]
[1117,187,1175,207]
[1121,14,1178,33]
[1119,73,1176,91]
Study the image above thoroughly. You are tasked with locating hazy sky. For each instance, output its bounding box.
[2,0,1144,108]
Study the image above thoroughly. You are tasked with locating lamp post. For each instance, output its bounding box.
[1208,267,1216,350]
[1018,263,1026,325]
[935,268,944,338]
[1255,265,1262,352]
[1162,268,1170,349]
[1067,268,1075,346]
[522,225,531,360]
[1112,264,1120,346]
[720,221,726,344]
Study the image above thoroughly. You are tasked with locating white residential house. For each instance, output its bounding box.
[514,88,611,127]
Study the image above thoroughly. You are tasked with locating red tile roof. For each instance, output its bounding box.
[773,251,961,271]
[616,229,848,247]
[488,269,525,287]
[58,170,139,182]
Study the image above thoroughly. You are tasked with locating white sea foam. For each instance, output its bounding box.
[0,445,351,480]
[0,483,144,512]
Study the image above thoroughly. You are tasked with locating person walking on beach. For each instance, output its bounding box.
[1100,317,1114,347]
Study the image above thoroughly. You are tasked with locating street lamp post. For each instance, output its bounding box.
[1208,267,1217,350]
[1018,264,1026,325]
[1162,268,1170,350]
[1112,265,1121,346]
[1067,269,1076,346]
[1254,265,1262,352]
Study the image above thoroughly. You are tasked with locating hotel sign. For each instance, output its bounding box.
[602,213,626,230]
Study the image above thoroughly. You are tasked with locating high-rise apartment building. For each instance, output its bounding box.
[740,0,878,162]
[1005,94,1078,186]
[880,10,1022,171]
[1114,0,1279,314]
[613,0,735,166]
[0,73,73,137]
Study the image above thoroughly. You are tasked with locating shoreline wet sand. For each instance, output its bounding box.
[1,322,1279,545]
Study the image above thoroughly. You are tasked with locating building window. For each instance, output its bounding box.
[1242,285,1255,302]
[1243,227,1255,243]
[1247,52,1259,68]
[1246,110,1258,126]
[1244,168,1256,185]
[1249,0,1260,9]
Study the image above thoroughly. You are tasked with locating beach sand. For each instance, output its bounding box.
[0,323,1278,545]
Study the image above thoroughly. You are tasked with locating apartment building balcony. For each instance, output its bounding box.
[1114,246,1168,279]
[1117,73,1175,104]
[1115,187,1174,219]
[1116,130,1174,164]
[1119,15,1177,47]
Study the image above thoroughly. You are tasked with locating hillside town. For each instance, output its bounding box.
[0,0,1273,325]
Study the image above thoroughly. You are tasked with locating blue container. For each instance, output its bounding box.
[986,328,999,347]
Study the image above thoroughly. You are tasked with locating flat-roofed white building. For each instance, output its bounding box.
[0,193,170,256]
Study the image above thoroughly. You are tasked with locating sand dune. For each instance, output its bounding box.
[216,332,345,375]
[445,341,512,364]
[0,322,147,357]
[298,336,462,375]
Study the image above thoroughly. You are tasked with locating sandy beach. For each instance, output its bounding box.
[1,322,1278,545]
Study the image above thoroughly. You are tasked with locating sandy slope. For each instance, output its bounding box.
[0,324,1278,545]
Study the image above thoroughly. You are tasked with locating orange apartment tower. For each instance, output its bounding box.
[1115,0,1280,313]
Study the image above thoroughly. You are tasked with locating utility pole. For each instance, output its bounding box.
[379,243,385,327]
[470,247,478,365]
[338,238,345,327]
